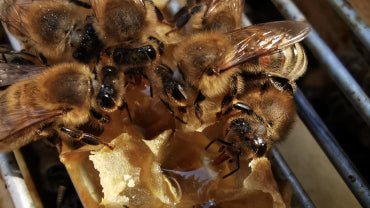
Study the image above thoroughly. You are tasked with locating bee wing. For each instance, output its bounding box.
[204,0,244,22]
[0,63,46,87]
[89,0,105,22]
[132,0,145,8]
[1,2,31,38]
[217,21,311,71]
[0,105,62,141]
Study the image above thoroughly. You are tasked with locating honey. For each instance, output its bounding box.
[59,80,288,208]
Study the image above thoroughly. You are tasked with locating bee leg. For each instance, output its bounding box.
[205,138,241,178]
[205,138,232,150]
[90,109,110,124]
[165,5,201,36]
[194,92,206,124]
[38,53,48,65]
[36,122,61,146]
[218,94,234,118]
[165,13,194,36]
[124,67,149,86]
[118,97,132,122]
[149,82,153,98]
[1,52,7,63]
[59,127,113,150]
[154,6,165,22]
[221,95,233,108]
[160,99,188,124]
[222,152,240,179]
[213,151,231,166]
[56,185,66,208]
[154,6,172,26]
[181,5,203,28]
[38,129,61,147]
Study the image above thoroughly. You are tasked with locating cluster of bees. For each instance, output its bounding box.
[0,0,310,178]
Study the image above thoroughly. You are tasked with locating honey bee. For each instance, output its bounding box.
[205,75,296,178]
[90,0,161,47]
[1,0,103,64]
[0,62,129,152]
[153,21,310,126]
[168,0,244,35]
[90,0,170,80]
[151,21,310,177]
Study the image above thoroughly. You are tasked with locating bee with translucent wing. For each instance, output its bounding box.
[0,60,131,151]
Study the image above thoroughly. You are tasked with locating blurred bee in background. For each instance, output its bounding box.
[167,0,244,36]
[1,0,103,64]
[0,60,130,152]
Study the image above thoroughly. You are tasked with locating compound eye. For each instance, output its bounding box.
[141,45,156,60]
[250,137,268,157]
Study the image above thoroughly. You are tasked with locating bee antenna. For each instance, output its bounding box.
[205,138,232,150]
[160,98,188,124]
[175,116,188,124]
[121,97,132,122]
[222,152,240,179]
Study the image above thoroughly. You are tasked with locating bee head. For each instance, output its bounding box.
[96,66,123,111]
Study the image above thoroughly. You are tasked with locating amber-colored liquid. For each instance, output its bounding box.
[60,78,283,208]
